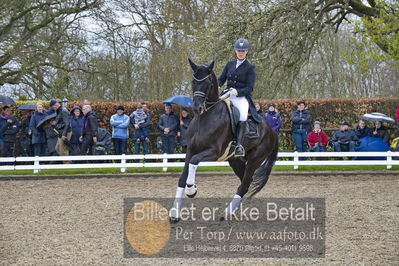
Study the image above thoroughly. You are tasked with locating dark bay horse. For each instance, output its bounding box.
[169,59,278,223]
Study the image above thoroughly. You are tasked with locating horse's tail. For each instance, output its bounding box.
[248,137,279,198]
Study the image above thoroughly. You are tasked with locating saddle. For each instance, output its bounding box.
[221,99,259,139]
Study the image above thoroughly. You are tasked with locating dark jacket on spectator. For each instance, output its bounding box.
[179,115,193,146]
[82,111,98,138]
[20,115,32,154]
[332,130,359,143]
[290,109,312,132]
[29,111,46,144]
[1,115,19,143]
[355,126,371,139]
[307,130,329,146]
[70,106,84,144]
[264,110,282,133]
[44,124,59,154]
[0,114,9,142]
[47,107,71,137]
[158,112,179,136]
[371,126,390,144]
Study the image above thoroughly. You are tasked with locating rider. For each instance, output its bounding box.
[218,38,261,157]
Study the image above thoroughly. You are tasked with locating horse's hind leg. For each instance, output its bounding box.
[224,153,263,217]
[228,157,246,181]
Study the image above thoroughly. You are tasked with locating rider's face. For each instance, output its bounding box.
[235,50,248,60]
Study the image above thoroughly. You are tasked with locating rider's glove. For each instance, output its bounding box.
[229,88,238,97]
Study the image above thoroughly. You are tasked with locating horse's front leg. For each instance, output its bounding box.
[184,149,218,197]
[170,160,190,224]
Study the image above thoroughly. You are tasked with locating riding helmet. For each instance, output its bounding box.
[234,38,250,50]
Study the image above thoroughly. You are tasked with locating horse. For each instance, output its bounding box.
[169,59,279,223]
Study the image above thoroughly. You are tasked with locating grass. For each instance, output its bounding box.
[0,165,397,176]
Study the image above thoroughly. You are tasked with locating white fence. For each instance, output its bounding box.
[0,151,398,174]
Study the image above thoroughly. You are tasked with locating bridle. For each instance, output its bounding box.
[192,73,220,113]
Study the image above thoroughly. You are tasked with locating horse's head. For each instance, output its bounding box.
[188,58,217,115]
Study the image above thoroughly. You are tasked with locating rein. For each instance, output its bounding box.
[192,74,221,113]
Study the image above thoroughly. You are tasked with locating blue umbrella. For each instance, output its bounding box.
[163,95,193,107]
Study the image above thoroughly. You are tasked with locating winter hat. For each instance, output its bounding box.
[49,99,58,107]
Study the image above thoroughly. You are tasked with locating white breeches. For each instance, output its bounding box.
[230,96,249,121]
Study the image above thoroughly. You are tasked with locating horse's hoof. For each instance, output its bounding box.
[185,184,197,198]
[169,217,181,224]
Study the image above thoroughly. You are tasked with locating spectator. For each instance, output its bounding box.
[29,103,47,157]
[306,121,328,152]
[332,121,359,152]
[177,108,192,153]
[0,106,11,153]
[96,128,112,156]
[355,119,371,139]
[254,102,263,114]
[158,104,179,154]
[1,109,19,158]
[264,103,282,134]
[70,106,84,156]
[47,99,71,156]
[44,118,60,158]
[80,105,98,155]
[130,103,151,155]
[82,99,91,106]
[371,121,390,144]
[20,110,33,157]
[110,105,130,155]
[290,100,312,153]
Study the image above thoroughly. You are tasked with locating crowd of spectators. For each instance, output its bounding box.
[260,100,399,155]
[0,99,398,160]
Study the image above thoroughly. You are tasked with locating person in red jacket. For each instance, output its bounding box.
[306,121,329,152]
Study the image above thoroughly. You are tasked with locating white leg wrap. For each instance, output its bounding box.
[225,194,242,216]
[170,187,184,218]
[186,163,198,185]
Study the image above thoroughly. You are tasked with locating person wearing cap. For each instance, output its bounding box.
[306,121,329,152]
[331,121,359,152]
[264,103,282,134]
[158,104,179,154]
[217,38,262,157]
[290,100,312,153]
[110,105,130,155]
[69,106,84,156]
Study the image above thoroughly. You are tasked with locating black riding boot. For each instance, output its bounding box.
[234,121,247,157]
